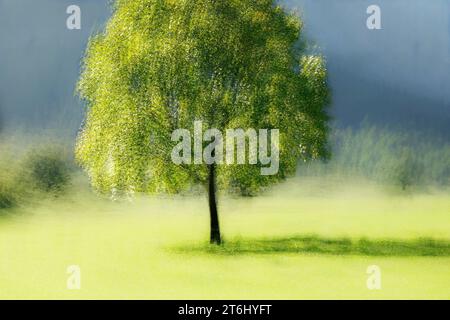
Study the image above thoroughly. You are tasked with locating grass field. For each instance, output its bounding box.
[0,178,449,299]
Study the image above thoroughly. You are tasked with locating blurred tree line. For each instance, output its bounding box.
[298,122,450,189]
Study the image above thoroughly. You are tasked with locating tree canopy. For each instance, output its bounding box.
[76,0,330,197]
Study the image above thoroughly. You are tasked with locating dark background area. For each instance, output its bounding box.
[0,0,449,138]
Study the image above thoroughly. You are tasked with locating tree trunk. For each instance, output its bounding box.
[208,163,221,245]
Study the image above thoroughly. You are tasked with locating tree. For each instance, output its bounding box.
[394,147,424,191]
[76,0,330,245]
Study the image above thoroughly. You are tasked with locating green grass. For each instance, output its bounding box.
[0,179,449,299]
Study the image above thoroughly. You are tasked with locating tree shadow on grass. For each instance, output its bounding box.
[176,235,450,257]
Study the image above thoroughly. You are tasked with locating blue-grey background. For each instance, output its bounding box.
[0,0,449,138]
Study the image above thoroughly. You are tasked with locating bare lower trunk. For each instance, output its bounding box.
[208,163,221,245]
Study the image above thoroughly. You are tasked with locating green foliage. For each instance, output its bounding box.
[76,0,330,196]
[0,139,74,212]
[22,148,71,193]
[0,184,16,210]
[0,145,19,210]
[298,123,450,189]
[394,148,425,190]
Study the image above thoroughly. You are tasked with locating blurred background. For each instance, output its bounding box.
[0,0,449,136]
[0,0,449,187]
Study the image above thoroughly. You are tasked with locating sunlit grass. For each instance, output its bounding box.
[0,178,449,299]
